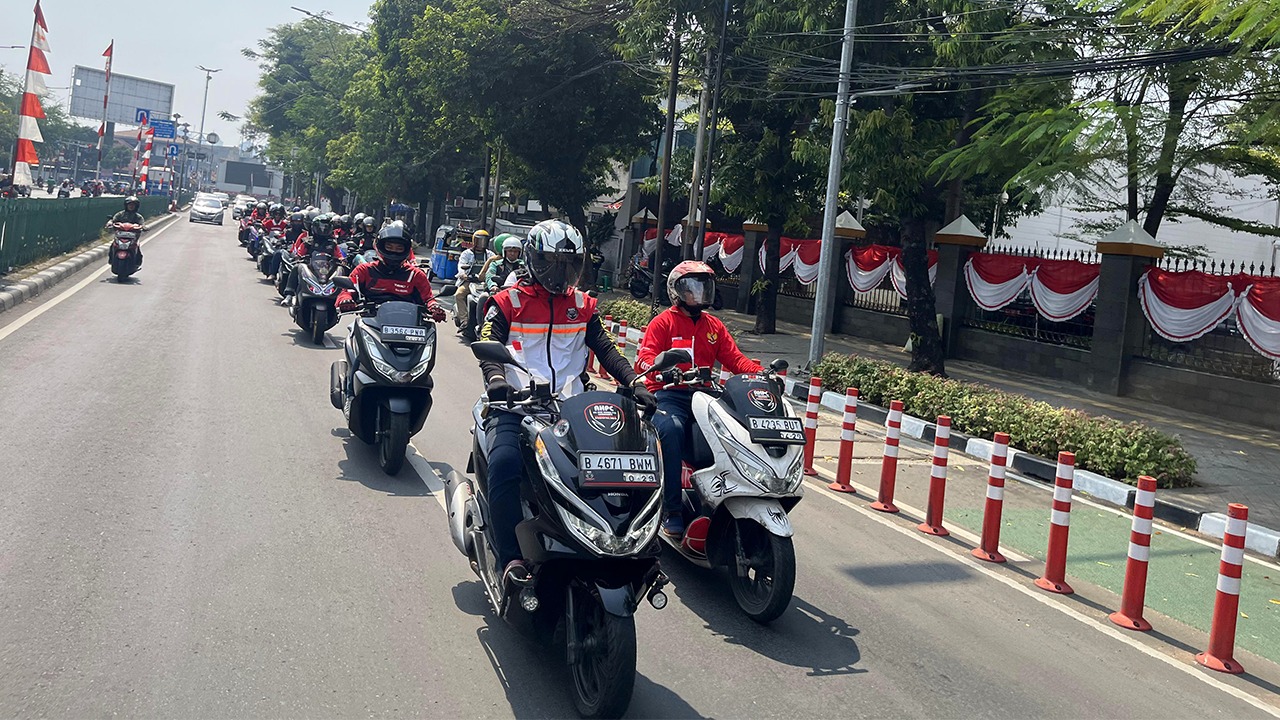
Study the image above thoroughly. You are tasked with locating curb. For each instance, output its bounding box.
[0,213,180,316]
[783,376,1280,558]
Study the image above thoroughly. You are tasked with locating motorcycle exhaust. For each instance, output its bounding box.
[443,470,473,556]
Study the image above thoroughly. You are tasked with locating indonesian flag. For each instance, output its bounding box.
[98,41,112,155]
[139,126,155,190]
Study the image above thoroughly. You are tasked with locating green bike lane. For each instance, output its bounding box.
[800,413,1280,670]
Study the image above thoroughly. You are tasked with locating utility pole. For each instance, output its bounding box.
[479,144,491,234]
[807,0,859,367]
[489,143,504,234]
[195,65,221,192]
[684,47,713,261]
[651,12,683,310]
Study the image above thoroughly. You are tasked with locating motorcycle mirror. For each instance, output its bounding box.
[770,358,789,372]
[587,290,599,298]
[332,276,356,291]
[650,348,692,374]
[471,340,521,368]
[437,285,457,297]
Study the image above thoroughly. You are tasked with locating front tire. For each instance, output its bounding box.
[377,407,409,476]
[568,589,636,719]
[727,521,796,624]
[628,283,648,299]
[310,312,327,345]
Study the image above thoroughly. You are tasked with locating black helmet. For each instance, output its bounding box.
[256,201,268,212]
[124,195,139,211]
[363,216,376,231]
[523,220,585,295]
[337,214,351,230]
[289,211,305,227]
[271,204,285,217]
[375,224,412,267]
[311,213,334,239]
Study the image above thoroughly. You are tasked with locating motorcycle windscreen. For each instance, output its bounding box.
[721,376,805,445]
[559,392,658,489]
[371,301,429,345]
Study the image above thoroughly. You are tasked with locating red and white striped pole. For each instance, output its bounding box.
[918,416,951,536]
[871,400,904,513]
[971,432,1010,563]
[598,315,615,379]
[802,376,822,476]
[1035,451,1076,595]
[827,388,858,494]
[1195,503,1249,674]
[1109,475,1158,631]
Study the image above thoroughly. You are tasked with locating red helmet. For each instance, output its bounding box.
[667,260,716,313]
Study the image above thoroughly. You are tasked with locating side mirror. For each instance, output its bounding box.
[471,340,521,368]
[649,348,692,375]
[587,290,599,298]
[437,285,457,297]
[333,276,355,291]
[770,358,789,373]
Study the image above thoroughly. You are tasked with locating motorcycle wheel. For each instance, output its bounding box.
[329,360,347,410]
[310,313,327,346]
[115,272,131,283]
[727,520,796,624]
[568,587,636,719]
[377,406,409,476]
[628,283,648,300]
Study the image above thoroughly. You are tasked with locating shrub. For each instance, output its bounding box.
[599,298,655,330]
[812,353,1197,488]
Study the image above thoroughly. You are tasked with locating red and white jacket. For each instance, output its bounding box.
[488,283,596,396]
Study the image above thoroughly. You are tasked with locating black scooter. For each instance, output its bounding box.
[329,276,442,475]
[290,244,342,345]
[443,341,684,718]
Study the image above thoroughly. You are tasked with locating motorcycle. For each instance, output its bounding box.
[256,229,285,277]
[443,341,681,718]
[108,221,145,282]
[329,276,442,475]
[627,251,725,310]
[56,185,71,199]
[654,358,803,623]
[289,243,344,345]
[246,221,265,258]
[452,273,485,342]
[238,217,256,246]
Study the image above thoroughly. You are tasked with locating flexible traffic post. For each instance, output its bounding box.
[617,319,629,357]
[1196,503,1249,674]
[871,400,904,513]
[802,376,822,476]
[828,388,858,493]
[1109,476,1158,631]
[918,416,951,536]
[1035,452,1076,595]
[971,432,1010,563]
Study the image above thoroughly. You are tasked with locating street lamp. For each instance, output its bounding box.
[195,65,221,192]
[990,190,1009,242]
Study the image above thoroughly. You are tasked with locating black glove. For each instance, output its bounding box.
[633,385,658,416]
[486,376,512,403]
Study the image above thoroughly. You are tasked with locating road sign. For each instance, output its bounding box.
[168,144,180,158]
[150,119,176,139]
[135,108,151,125]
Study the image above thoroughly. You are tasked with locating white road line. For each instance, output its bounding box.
[0,216,181,344]
[808,472,1280,716]
[406,441,448,511]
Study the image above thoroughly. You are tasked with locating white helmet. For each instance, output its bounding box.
[523,220,584,294]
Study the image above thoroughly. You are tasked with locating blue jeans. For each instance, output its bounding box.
[484,409,525,568]
[653,390,694,515]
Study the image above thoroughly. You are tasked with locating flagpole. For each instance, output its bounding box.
[13,0,47,186]
[96,40,112,180]
[12,4,39,179]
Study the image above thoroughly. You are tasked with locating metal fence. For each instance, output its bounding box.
[958,245,1099,348]
[843,272,907,316]
[777,274,816,299]
[0,196,171,272]
[1134,256,1280,383]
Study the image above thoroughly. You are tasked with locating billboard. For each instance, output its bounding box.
[224,160,271,187]
[69,65,175,126]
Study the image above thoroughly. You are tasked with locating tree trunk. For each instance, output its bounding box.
[754,222,782,334]
[901,217,946,375]
[1144,68,1196,238]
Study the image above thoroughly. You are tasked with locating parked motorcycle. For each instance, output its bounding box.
[443,340,681,718]
[289,242,344,345]
[108,221,145,282]
[628,251,724,309]
[329,276,443,475]
[655,358,802,623]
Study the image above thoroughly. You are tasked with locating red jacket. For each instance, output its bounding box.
[263,218,285,232]
[337,261,437,308]
[636,307,760,391]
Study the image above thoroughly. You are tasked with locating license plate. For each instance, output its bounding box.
[381,325,427,344]
[747,416,806,445]
[580,453,656,472]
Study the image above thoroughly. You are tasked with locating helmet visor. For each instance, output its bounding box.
[673,275,715,307]
[528,250,583,294]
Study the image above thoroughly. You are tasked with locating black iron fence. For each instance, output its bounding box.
[957,245,1098,348]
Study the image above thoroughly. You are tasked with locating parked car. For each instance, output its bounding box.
[189,195,226,225]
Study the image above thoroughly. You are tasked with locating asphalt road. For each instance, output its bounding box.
[1,216,1277,718]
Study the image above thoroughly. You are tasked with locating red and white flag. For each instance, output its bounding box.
[98,41,113,159]
[138,126,155,191]
[13,0,51,188]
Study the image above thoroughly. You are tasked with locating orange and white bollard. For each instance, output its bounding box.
[1196,503,1249,674]
[871,400,904,513]
[1109,475,1158,631]
[802,376,822,476]
[918,416,951,536]
[971,432,1010,563]
[828,388,858,494]
[1035,451,1076,595]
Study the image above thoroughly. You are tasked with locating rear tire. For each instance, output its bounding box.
[115,272,130,283]
[726,522,795,624]
[629,283,647,299]
[568,589,636,719]
[378,407,409,476]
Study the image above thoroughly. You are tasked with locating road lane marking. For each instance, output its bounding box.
[0,216,181,344]
[406,441,448,511]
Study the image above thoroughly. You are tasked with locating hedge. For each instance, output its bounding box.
[598,298,655,331]
[812,353,1197,488]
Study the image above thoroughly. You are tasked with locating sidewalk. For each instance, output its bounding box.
[707,308,1280,533]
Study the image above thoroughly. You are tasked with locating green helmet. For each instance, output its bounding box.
[492,233,516,252]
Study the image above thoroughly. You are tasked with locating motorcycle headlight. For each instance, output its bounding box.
[557,505,658,557]
[782,451,805,493]
[359,324,410,383]
[707,406,779,492]
[304,276,336,296]
[407,343,435,380]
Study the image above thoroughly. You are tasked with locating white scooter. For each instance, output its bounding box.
[655,358,804,623]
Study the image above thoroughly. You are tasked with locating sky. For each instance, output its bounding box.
[1,0,373,145]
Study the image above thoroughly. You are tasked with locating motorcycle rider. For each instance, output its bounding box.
[268,211,308,281]
[251,201,269,222]
[336,224,446,318]
[477,219,657,585]
[107,195,146,268]
[284,212,343,301]
[452,232,481,331]
[263,204,287,233]
[635,260,761,538]
[483,235,523,291]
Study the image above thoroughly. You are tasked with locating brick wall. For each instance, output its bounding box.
[953,327,1091,384]
[1124,361,1280,431]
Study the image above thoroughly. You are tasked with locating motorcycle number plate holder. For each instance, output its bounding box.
[746,416,806,445]
[380,325,428,344]
[579,452,659,488]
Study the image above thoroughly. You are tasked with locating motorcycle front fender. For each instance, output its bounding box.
[593,583,638,618]
[386,396,413,415]
[723,497,794,538]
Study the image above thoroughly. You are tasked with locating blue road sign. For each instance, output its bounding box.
[168,144,180,158]
[150,119,176,139]
[135,108,151,125]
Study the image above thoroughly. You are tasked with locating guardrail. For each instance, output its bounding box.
[0,196,171,272]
